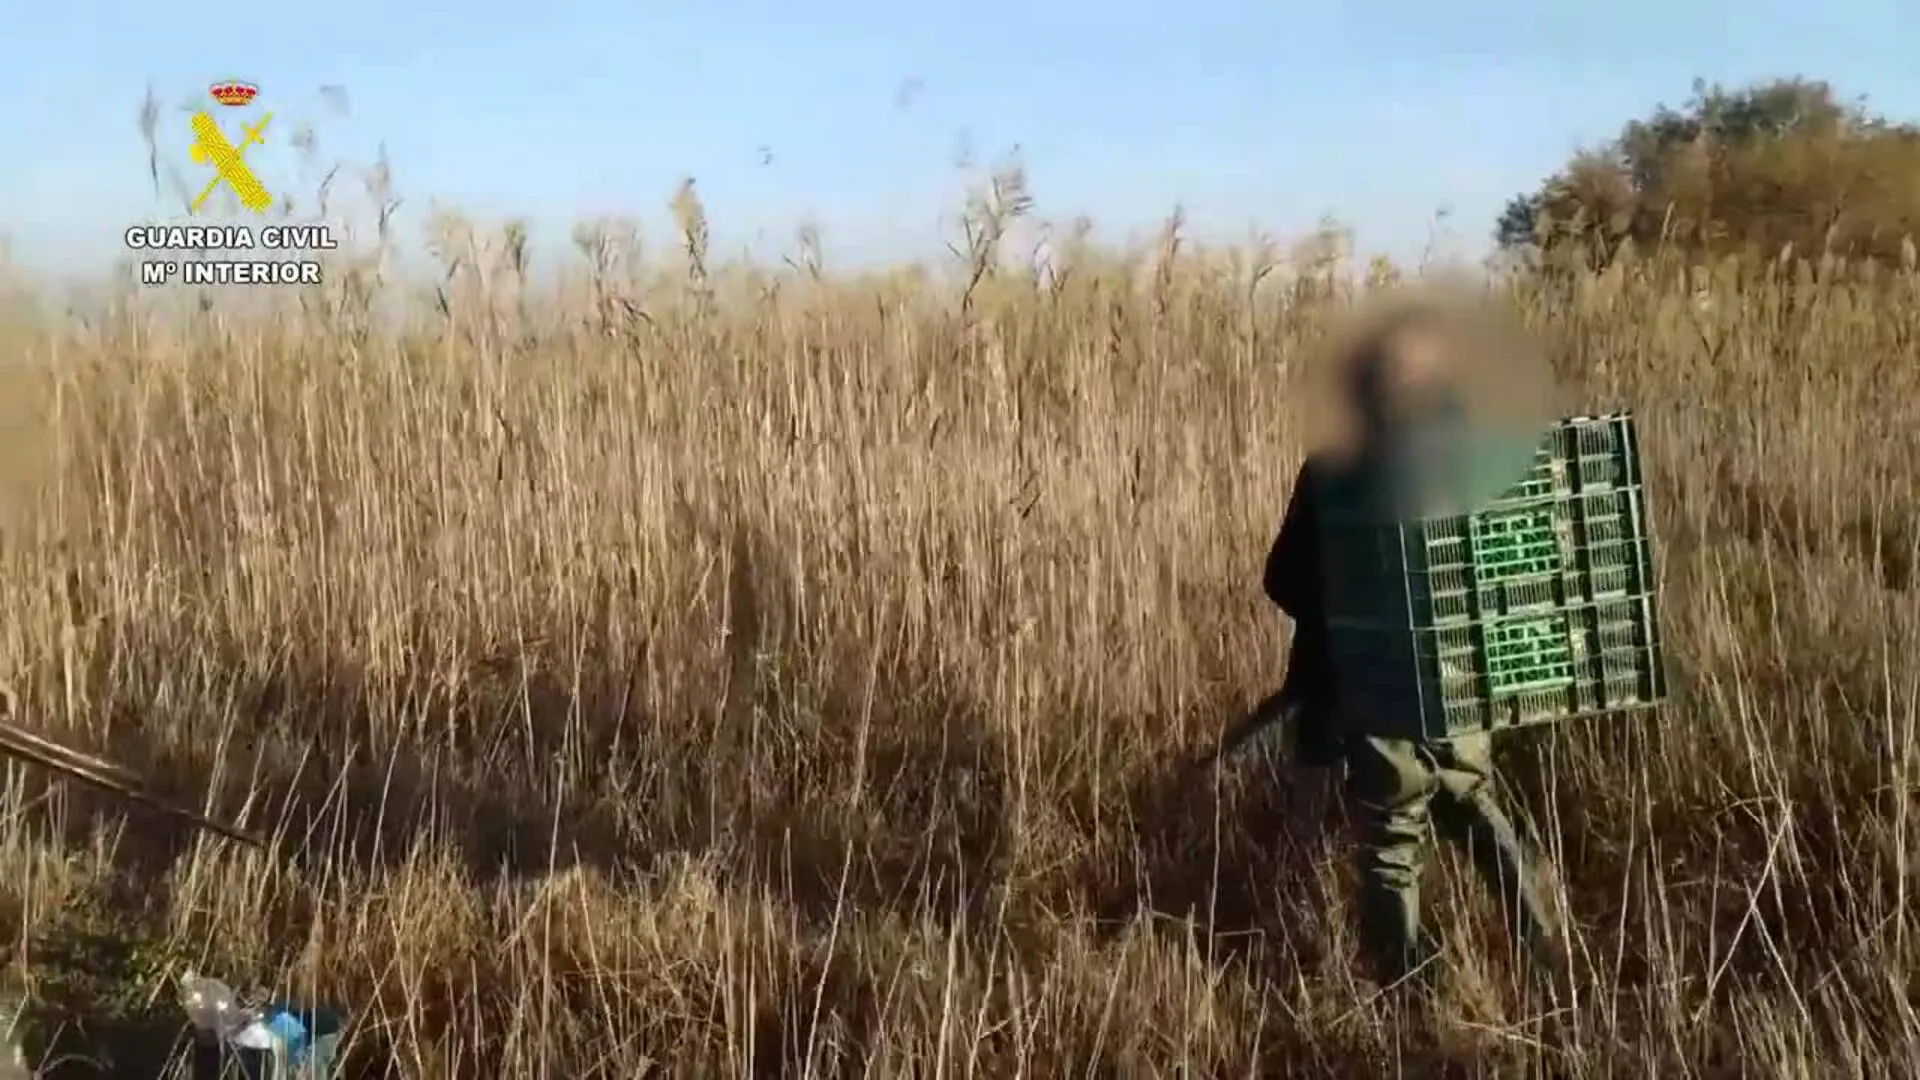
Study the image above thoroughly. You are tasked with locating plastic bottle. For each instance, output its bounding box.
[180,972,255,1041]
[182,973,347,1078]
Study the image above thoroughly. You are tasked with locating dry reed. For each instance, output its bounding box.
[0,199,1915,1077]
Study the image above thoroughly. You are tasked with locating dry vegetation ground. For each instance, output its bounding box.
[0,215,1916,1077]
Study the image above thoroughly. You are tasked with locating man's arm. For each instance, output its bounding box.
[1264,460,1321,622]
[1267,461,1345,764]
[1184,462,1341,775]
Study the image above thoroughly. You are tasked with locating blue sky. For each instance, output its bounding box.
[2,0,1914,277]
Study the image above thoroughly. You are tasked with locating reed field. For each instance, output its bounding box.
[0,192,1916,1076]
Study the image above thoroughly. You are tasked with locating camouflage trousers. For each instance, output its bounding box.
[1342,732,1567,992]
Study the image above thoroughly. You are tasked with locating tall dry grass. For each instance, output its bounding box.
[0,201,1916,1077]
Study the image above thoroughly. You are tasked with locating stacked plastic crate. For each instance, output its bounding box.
[1315,412,1667,741]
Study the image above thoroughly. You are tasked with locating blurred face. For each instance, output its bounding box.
[1355,318,1461,436]
[1380,323,1452,394]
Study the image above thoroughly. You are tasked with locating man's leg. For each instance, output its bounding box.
[1344,735,1442,990]
[1427,735,1570,998]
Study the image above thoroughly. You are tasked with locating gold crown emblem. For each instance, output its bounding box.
[209,81,258,107]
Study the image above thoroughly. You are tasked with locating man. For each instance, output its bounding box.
[1261,305,1569,999]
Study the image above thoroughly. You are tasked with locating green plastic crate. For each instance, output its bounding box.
[1314,411,1667,740]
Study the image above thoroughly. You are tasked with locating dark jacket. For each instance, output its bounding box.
[1263,458,1345,764]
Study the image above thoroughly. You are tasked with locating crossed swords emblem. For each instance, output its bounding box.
[188,110,274,214]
